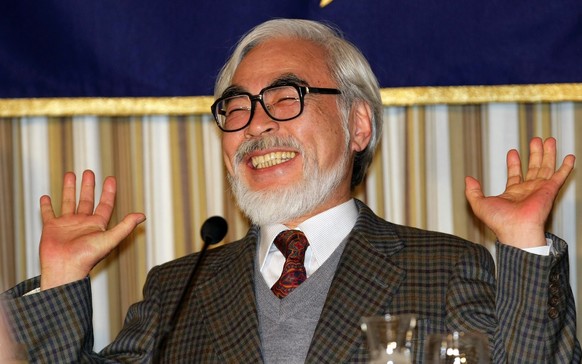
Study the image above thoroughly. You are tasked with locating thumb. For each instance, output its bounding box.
[464,176,484,208]
[104,213,146,249]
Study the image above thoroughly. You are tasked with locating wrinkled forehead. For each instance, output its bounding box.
[227,38,334,93]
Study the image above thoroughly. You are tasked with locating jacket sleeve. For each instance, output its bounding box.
[495,234,581,363]
[2,265,165,364]
[2,276,96,363]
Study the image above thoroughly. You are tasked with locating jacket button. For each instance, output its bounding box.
[548,307,559,319]
[549,296,560,307]
[549,283,560,295]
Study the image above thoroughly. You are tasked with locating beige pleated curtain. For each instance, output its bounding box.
[1,98,581,349]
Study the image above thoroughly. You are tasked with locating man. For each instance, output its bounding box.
[2,19,580,363]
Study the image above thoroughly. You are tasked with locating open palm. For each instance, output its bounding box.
[39,170,145,290]
[465,137,575,248]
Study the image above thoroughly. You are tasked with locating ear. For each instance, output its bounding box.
[349,101,373,152]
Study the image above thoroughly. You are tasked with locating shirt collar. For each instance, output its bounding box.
[258,198,359,270]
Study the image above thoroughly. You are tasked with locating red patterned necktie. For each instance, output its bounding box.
[271,230,310,299]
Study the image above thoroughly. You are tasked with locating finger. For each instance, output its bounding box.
[524,137,543,180]
[77,170,96,215]
[505,149,523,188]
[538,137,558,179]
[61,172,77,215]
[40,195,56,222]
[93,176,117,223]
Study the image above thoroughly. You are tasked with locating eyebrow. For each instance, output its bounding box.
[220,85,247,99]
[220,73,310,98]
[270,74,309,87]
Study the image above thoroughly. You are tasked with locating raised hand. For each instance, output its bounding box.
[39,170,146,290]
[465,137,575,248]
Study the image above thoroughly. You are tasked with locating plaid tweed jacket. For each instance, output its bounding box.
[4,200,581,363]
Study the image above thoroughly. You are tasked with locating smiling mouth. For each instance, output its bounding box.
[251,151,297,169]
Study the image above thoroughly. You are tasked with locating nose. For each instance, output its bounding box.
[244,101,279,137]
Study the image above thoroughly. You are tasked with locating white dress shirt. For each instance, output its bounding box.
[258,199,359,288]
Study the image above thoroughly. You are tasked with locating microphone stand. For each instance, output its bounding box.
[152,216,227,363]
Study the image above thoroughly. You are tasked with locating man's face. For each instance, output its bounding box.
[221,37,370,226]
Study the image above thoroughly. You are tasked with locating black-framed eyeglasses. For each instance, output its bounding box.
[211,84,341,132]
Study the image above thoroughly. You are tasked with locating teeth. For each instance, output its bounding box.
[251,151,296,169]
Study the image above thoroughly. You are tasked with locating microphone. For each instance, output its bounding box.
[153,216,228,362]
[200,216,229,246]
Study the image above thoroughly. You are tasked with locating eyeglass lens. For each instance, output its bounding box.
[217,85,302,131]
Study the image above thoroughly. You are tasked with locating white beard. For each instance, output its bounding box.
[228,135,351,226]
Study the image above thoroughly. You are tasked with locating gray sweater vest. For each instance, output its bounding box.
[255,239,347,363]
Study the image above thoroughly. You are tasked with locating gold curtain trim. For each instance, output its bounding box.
[0,96,214,117]
[381,83,582,106]
[1,83,581,116]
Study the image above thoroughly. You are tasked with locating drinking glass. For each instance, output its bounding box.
[360,314,417,364]
[424,331,490,364]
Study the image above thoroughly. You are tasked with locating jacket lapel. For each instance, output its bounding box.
[195,229,264,363]
[306,202,407,363]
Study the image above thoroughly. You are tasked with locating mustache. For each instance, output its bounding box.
[234,136,303,165]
